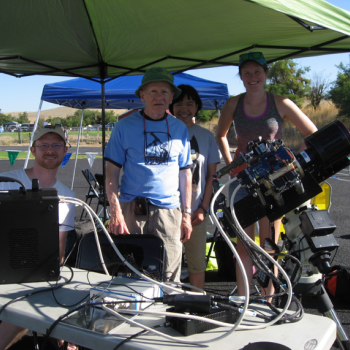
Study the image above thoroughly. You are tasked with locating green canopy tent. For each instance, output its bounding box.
[2,0,350,133]
[1,0,350,137]
[1,0,350,78]
[1,0,350,218]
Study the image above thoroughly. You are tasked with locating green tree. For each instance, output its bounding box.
[327,62,350,119]
[65,109,117,127]
[52,118,62,126]
[0,113,15,124]
[65,114,81,127]
[196,110,218,123]
[308,72,330,111]
[45,116,62,126]
[42,109,118,128]
[38,116,46,126]
[105,110,117,124]
[266,59,310,108]
[17,111,30,124]
[45,116,53,124]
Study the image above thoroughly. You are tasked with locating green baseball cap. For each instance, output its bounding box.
[135,67,182,99]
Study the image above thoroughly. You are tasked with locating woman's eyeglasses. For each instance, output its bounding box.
[34,144,65,150]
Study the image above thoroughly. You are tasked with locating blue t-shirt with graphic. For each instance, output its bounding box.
[104,111,192,208]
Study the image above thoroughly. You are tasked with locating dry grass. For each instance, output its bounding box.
[282,100,339,151]
[284,100,339,129]
[0,131,107,147]
[200,117,219,134]
[0,135,17,146]
[68,134,107,146]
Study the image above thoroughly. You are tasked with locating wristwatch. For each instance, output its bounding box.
[182,208,192,215]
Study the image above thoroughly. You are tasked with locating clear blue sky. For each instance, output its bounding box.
[1,0,349,114]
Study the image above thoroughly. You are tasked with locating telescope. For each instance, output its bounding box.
[215,120,350,350]
[215,120,350,229]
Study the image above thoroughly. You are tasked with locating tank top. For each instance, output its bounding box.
[231,92,284,176]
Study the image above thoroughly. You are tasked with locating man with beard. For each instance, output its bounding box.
[0,125,76,350]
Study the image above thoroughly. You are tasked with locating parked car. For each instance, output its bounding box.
[28,124,34,132]
[105,122,116,129]
[7,125,19,132]
[20,123,30,131]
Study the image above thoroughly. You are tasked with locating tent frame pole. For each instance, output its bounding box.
[24,100,43,169]
[71,109,84,190]
[101,78,107,222]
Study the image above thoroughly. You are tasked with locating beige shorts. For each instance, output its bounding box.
[184,216,208,274]
[120,200,182,282]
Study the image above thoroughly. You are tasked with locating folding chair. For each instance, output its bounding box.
[94,173,104,190]
[93,172,111,222]
[80,168,100,220]
[75,231,165,280]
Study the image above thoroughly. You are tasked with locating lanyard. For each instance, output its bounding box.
[142,110,170,135]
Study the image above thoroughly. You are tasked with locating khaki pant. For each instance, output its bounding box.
[183,216,208,274]
[120,200,182,282]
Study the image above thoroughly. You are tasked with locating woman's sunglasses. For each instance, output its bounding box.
[239,52,264,62]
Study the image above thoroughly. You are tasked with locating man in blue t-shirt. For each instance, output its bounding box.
[105,67,193,282]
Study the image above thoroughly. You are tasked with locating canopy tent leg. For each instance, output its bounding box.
[101,79,107,222]
[71,109,84,190]
[24,100,43,169]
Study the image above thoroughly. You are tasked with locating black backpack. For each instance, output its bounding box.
[324,266,350,304]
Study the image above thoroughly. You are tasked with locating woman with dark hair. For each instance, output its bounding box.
[216,52,317,299]
[170,84,220,290]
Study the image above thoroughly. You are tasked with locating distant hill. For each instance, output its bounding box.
[9,107,128,123]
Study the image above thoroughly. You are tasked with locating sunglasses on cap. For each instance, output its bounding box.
[239,52,267,66]
[44,125,58,129]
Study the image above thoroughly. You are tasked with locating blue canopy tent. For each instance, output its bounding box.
[29,72,229,189]
[41,72,229,110]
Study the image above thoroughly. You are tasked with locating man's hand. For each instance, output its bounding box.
[106,162,130,235]
[191,209,206,226]
[181,212,192,243]
[108,210,130,235]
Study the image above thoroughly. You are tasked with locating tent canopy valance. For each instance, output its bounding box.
[41,72,230,110]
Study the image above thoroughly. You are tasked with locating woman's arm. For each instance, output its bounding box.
[192,162,217,226]
[275,95,318,152]
[216,96,239,165]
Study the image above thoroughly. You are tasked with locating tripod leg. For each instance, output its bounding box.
[326,308,350,350]
[313,285,350,350]
[205,228,218,266]
[229,285,237,296]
